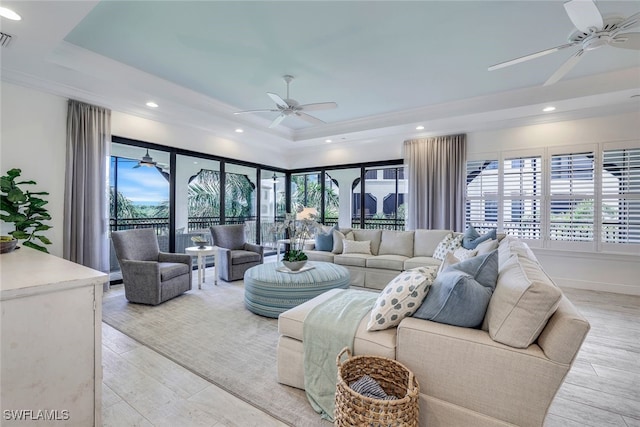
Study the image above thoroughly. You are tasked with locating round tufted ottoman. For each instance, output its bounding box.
[244,262,350,318]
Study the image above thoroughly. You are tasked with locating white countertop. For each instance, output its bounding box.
[0,246,108,300]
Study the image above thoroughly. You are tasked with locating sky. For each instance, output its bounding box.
[111,158,169,206]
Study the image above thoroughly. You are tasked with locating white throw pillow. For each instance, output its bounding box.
[367,267,438,331]
[453,247,477,261]
[433,233,463,261]
[342,239,372,255]
[476,238,499,255]
[332,230,354,254]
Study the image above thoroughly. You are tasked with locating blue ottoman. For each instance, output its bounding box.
[244,262,350,318]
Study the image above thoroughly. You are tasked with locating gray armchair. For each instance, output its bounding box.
[112,228,192,305]
[210,224,264,282]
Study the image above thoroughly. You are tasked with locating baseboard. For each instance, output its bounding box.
[554,277,640,296]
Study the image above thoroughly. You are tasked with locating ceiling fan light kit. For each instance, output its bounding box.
[488,0,640,86]
[234,75,338,128]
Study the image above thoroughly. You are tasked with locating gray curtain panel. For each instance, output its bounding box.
[404,134,467,231]
[64,100,111,272]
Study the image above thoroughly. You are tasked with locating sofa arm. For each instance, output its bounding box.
[537,296,590,364]
[244,243,264,261]
[159,252,192,265]
[397,317,571,427]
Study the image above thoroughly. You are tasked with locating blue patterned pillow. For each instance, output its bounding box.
[412,250,498,328]
[315,225,338,252]
[462,225,497,250]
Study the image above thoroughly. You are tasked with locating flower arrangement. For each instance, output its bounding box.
[275,210,318,262]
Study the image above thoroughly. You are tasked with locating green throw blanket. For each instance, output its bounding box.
[303,289,378,421]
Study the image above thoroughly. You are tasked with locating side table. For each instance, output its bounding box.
[185,246,217,289]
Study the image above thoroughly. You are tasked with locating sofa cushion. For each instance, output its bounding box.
[378,230,414,258]
[343,239,372,255]
[412,250,499,328]
[403,257,442,270]
[332,229,354,254]
[159,262,190,281]
[334,253,372,267]
[413,229,452,257]
[315,225,338,251]
[367,267,437,331]
[230,249,262,265]
[433,233,463,261]
[304,250,335,263]
[352,229,382,255]
[462,225,497,250]
[485,254,562,348]
[366,255,407,271]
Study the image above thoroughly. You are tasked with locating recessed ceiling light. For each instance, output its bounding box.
[542,106,556,112]
[146,101,159,108]
[325,139,332,143]
[0,7,21,21]
[416,125,425,130]
[235,128,244,133]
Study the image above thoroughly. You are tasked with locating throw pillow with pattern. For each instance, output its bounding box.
[367,266,438,331]
[433,233,463,261]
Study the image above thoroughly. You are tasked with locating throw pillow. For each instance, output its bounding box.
[433,233,463,261]
[485,255,562,348]
[437,251,460,275]
[412,250,499,328]
[332,230,354,254]
[476,237,499,255]
[315,225,338,252]
[342,239,372,255]
[367,267,437,331]
[453,247,477,261]
[462,225,497,250]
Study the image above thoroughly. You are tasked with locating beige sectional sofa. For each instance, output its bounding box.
[305,228,453,290]
[278,235,590,427]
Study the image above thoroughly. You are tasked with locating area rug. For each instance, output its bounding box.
[102,281,330,427]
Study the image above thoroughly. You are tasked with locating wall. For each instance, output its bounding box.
[0,82,67,257]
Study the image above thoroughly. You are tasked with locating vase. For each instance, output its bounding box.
[0,238,18,254]
[283,260,307,271]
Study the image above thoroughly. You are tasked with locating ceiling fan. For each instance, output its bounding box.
[133,149,157,168]
[234,75,337,128]
[488,0,640,86]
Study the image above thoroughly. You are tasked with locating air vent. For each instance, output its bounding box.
[0,32,13,48]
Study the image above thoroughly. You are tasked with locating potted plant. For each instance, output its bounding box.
[275,210,318,271]
[0,168,52,253]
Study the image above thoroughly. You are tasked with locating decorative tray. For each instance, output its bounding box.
[276,265,316,274]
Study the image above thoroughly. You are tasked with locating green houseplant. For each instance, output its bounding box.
[0,168,52,253]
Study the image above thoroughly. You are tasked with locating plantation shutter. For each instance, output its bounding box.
[465,160,499,231]
[602,147,640,244]
[503,156,542,239]
[549,152,595,242]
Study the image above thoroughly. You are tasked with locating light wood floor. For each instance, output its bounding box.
[102,277,640,427]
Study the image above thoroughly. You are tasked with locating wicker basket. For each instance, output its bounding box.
[334,347,419,427]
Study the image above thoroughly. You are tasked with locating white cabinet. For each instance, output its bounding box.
[1,247,107,426]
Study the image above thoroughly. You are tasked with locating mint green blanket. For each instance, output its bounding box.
[303,289,378,421]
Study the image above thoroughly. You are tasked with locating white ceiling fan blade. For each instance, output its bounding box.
[613,12,640,33]
[611,32,640,50]
[268,114,287,128]
[488,43,577,71]
[298,102,338,111]
[543,49,585,86]
[234,109,279,115]
[267,92,289,109]
[295,112,325,125]
[564,0,603,33]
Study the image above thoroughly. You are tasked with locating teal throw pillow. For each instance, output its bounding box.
[315,225,338,252]
[462,225,497,250]
[412,250,499,328]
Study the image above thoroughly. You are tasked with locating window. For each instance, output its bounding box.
[503,156,541,239]
[465,160,499,231]
[549,151,595,242]
[602,147,640,244]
